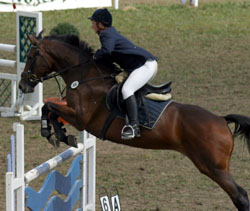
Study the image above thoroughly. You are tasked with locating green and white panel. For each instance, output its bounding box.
[16,11,43,120]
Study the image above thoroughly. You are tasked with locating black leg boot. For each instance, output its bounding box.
[121,95,140,140]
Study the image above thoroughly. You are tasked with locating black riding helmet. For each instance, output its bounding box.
[88,8,112,27]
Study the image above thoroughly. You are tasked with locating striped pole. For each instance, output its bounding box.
[24,143,84,183]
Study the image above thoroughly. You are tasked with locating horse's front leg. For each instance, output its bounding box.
[41,102,81,148]
[41,104,52,139]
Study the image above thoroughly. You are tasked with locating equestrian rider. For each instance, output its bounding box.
[88,8,158,140]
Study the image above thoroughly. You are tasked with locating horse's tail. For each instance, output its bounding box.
[224,114,250,154]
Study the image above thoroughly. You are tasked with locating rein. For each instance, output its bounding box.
[39,62,87,82]
[24,38,116,102]
[26,44,114,84]
[40,59,114,84]
[41,58,114,99]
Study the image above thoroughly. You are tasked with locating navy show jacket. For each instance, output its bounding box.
[94,27,157,72]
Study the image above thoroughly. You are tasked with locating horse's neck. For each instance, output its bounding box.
[46,40,115,84]
[46,42,84,84]
[49,43,80,69]
[47,40,115,97]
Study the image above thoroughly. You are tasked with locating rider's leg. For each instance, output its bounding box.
[121,60,157,139]
[122,95,140,139]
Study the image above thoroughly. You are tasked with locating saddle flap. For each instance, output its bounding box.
[106,83,125,114]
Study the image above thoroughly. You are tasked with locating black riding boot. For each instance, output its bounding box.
[121,95,140,140]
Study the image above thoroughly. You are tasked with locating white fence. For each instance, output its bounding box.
[181,0,198,7]
[0,0,117,12]
[0,11,43,121]
[0,44,16,68]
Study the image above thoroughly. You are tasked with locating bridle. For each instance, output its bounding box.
[21,39,55,87]
[21,38,116,97]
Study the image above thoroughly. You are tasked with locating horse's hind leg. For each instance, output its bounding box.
[208,169,249,211]
[190,152,249,211]
[233,183,250,211]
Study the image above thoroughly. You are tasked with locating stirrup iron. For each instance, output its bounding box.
[121,124,135,140]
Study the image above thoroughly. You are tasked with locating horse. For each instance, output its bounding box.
[19,31,250,211]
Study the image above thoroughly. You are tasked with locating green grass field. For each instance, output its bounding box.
[0,0,250,210]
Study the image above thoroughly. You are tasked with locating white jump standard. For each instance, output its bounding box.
[6,123,96,211]
[0,11,43,120]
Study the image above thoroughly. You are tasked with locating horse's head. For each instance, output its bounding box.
[19,30,117,94]
[19,30,53,93]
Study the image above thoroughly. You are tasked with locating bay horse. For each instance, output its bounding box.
[19,32,250,211]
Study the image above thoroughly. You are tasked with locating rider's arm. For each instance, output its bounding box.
[94,31,115,60]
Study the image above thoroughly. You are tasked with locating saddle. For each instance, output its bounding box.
[100,81,173,140]
[106,81,172,114]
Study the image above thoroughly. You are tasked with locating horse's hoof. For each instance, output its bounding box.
[67,135,78,148]
[48,134,60,148]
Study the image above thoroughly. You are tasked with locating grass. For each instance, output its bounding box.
[1,0,250,210]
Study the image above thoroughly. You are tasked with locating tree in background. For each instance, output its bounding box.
[50,22,80,36]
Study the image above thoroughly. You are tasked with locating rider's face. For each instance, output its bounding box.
[91,20,99,33]
[91,20,105,35]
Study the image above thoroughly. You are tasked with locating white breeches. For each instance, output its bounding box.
[122,60,158,100]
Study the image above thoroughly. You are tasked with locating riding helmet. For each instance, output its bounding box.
[88,8,112,27]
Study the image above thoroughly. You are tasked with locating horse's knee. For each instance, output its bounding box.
[42,102,56,115]
[42,102,51,115]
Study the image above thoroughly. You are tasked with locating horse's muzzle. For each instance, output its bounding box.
[19,79,34,93]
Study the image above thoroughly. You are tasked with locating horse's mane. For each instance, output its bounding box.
[45,34,94,58]
[44,34,118,71]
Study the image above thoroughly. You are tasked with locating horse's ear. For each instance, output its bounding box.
[26,33,40,46]
[37,29,45,39]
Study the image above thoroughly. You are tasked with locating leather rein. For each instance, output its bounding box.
[22,39,114,88]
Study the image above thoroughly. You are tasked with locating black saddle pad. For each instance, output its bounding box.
[117,98,172,129]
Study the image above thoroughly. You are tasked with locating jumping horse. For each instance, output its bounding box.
[19,32,250,211]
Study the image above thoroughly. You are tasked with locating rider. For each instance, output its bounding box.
[88,8,158,140]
